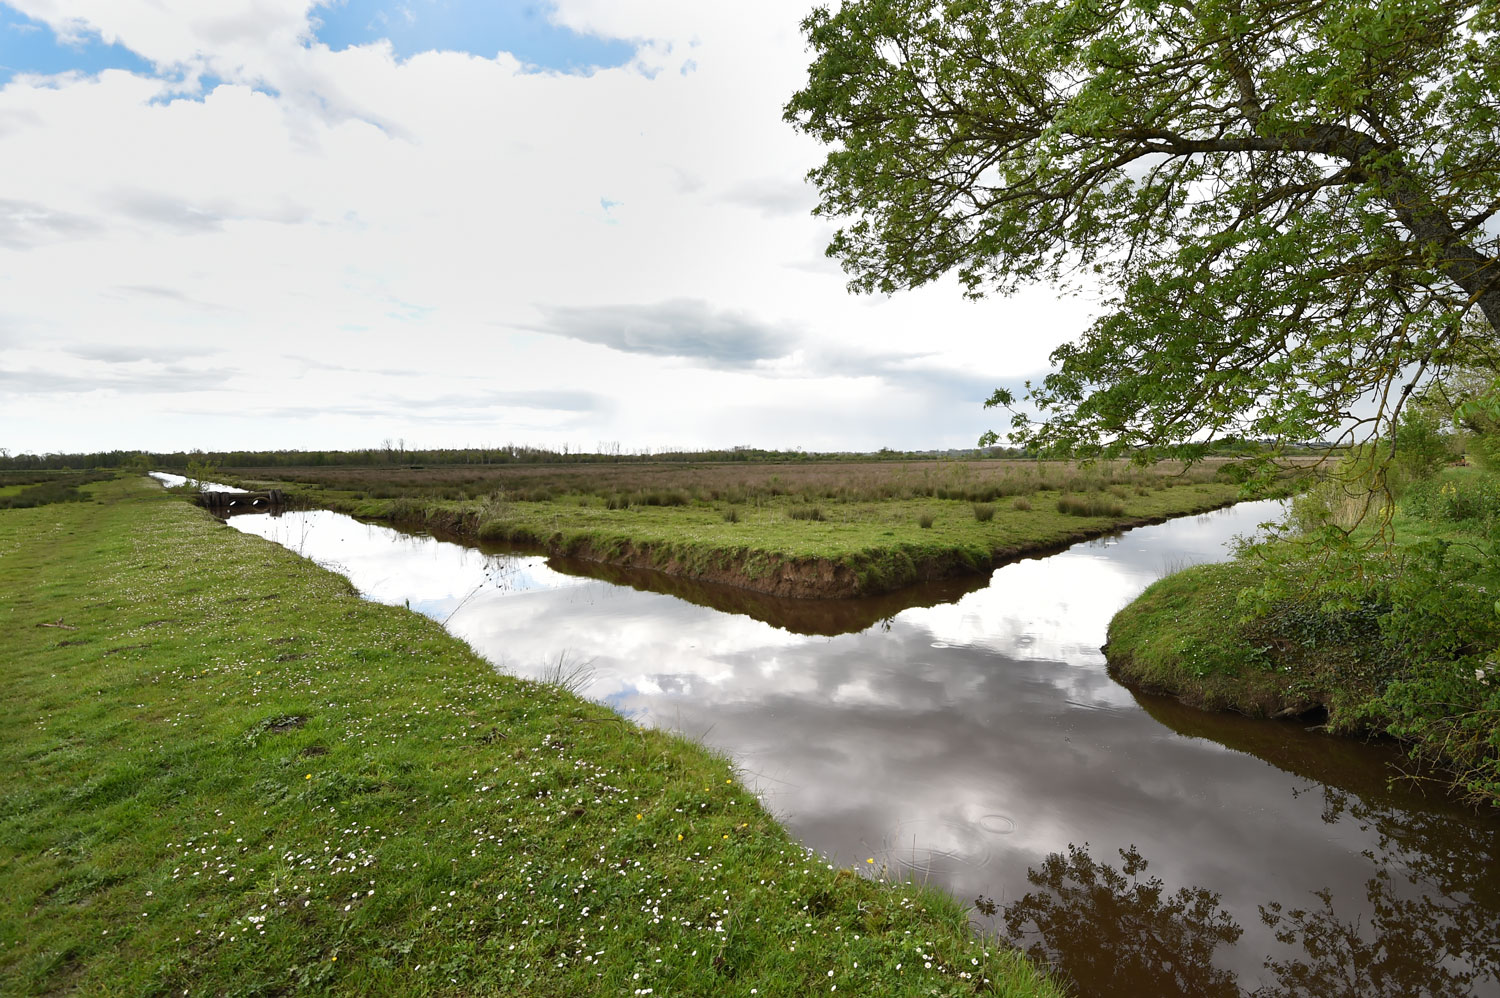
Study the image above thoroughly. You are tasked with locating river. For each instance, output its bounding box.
[213,495,1499,998]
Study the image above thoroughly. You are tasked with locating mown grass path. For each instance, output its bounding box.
[1,477,1060,997]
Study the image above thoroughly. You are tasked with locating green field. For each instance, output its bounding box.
[228,459,1285,598]
[0,476,1061,996]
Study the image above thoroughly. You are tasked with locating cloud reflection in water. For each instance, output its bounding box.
[227,499,1500,996]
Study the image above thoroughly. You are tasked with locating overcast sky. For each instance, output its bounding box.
[0,0,1093,456]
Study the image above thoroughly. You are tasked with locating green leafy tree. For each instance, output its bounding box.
[786,0,1500,458]
[1411,316,1500,467]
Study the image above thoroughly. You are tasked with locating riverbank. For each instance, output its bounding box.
[0,476,1062,996]
[1105,467,1500,806]
[233,460,1278,599]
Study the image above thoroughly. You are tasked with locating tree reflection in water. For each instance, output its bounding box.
[1003,844,1242,998]
[1004,823,1500,998]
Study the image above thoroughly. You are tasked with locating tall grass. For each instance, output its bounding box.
[1057,495,1128,518]
[241,458,1239,508]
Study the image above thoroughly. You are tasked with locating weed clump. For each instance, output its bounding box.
[788,506,825,521]
[1012,496,1032,511]
[972,503,995,522]
[1057,495,1127,518]
[918,512,935,528]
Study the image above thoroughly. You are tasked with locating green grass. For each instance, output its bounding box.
[0,476,1062,997]
[0,471,114,508]
[1107,466,1500,806]
[245,470,1264,598]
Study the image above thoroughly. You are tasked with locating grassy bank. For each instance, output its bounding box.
[1106,466,1500,806]
[229,459,1279,599]
[0,476,1061,996]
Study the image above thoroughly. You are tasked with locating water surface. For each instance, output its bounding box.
[225,501,1500,997]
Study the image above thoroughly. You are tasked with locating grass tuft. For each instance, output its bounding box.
[1056,495,1127,518]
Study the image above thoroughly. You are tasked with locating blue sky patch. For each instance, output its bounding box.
[311,0,636,71]
[0,4,154,84]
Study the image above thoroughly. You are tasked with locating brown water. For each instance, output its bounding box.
[225,502,1500,997]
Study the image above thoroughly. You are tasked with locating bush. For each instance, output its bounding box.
[1390,411,1453,493]
[637,490,689,507]
[1466,433,1500,471]
[1402,473,1500,526]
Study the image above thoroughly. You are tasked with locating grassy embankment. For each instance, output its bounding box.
[1,475,1062,997]
[1107,465,1500,805]
[230,459,1280,599]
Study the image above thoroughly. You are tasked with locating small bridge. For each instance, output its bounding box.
[193,490,288,513]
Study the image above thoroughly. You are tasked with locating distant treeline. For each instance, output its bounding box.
[2,445,1029,471]
[0,437,1332,472]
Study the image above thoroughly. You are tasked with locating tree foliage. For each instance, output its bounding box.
[787,0,1500,458]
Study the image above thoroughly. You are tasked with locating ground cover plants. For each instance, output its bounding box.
[0,476,1063,996]
[224,458,1293,599]
[1107,463,1500,807]
[0,470,114,509]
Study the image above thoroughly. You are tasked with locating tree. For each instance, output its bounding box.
[786,0,1500,458]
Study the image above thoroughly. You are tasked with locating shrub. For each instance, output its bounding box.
[1390,410,1453,492]
[1402,473,1500,526]
[972,502,995,522]
[637,489,689,507]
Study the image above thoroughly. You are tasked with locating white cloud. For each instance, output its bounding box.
[0,2,1088,454]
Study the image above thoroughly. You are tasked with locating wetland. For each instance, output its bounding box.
[224,494,1500,997]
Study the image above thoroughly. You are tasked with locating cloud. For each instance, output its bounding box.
[0,197,104,248]
[104,284,233,313]
[530,298,797,369]
[720,176,817,218]
[0,2,1089,455]
[0,364,237,394]
[819,350,1006,403]
[67,341,220,363]
[249,389,609,423]
[107,189,226,232]
[413,390,609,413]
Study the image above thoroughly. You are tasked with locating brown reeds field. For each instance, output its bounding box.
[234,456,1242,505]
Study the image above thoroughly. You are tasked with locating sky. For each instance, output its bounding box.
[0,0,1095,456]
